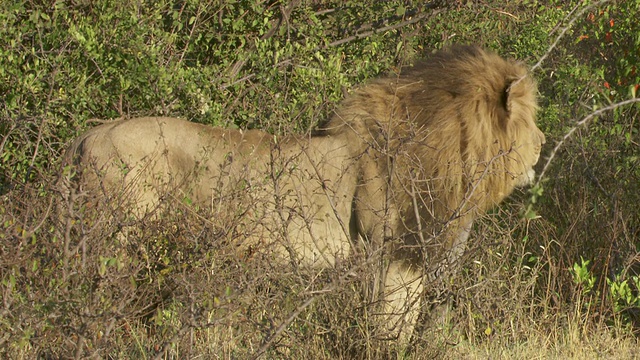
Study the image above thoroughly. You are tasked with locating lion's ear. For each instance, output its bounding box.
[500,82,511,112]
[496,81,513,129]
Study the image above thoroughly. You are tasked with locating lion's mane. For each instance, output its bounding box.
[321,45,543,264]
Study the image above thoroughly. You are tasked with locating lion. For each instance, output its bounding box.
[63,45,544,343]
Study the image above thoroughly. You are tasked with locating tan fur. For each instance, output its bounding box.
[64,45,544,342]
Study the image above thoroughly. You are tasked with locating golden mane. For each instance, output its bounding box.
[323,46,541,240]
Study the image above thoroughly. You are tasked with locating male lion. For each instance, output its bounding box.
[64,45,544,343]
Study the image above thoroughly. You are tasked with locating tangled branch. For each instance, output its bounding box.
[536,98,640,183]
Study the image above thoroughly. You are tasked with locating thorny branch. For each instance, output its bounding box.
[530,0,611,73]
[525,0,640,186]
[250,245,385,360]
[220,5,443,89]
[327,9,445,48]
[536,98,640,183]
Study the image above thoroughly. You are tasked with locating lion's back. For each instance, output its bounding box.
[65,116,361,267]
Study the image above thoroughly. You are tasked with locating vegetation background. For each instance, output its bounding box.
[1,0,639,358]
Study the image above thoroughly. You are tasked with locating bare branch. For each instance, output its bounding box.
[537,98,640,182]
[250,250,383,360]
[327,10,444,48]
[531,0,611,73]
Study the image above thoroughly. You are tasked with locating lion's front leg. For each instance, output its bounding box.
[418,219,473,334]
[381,259,423,344]
[436,219,472,280]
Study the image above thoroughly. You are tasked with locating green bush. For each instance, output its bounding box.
[2,0,640,358]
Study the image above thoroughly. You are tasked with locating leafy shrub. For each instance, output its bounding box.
[2,0,640,358]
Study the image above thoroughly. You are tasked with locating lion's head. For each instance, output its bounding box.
[326,45,544,223]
